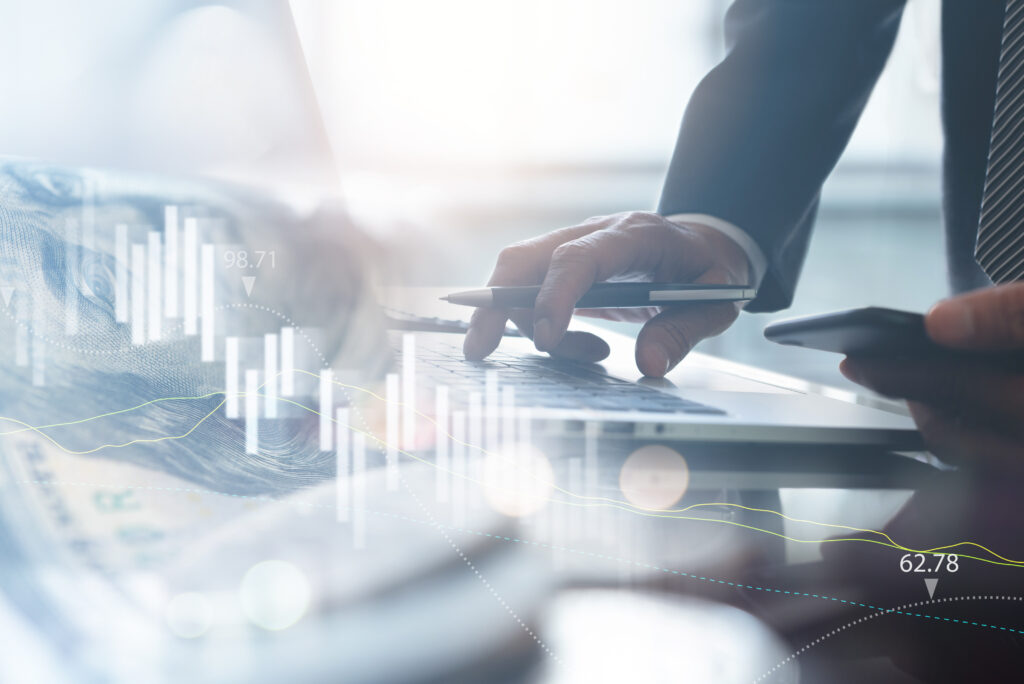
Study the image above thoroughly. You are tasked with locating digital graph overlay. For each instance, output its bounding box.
[1,200,979,567]
[14,476,1024,643]
[2,365,1021,570]
[5,197,1023,669]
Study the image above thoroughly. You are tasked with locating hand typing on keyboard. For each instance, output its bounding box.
[463,211,751,377]
[419,337,724,414]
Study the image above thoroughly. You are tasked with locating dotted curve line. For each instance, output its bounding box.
[754,594,1024,683]
[14,478,1022,641]
[409,490,562,666]
[1,303,185,356]
[224,305,564,666]
[332,409,563,665]
[219,302,328,367]
[451,531,1024,641]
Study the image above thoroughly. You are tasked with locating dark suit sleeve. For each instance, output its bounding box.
[658,0,906,312]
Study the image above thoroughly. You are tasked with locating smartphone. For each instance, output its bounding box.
[763,306,1024,370]
[764,307,933,356]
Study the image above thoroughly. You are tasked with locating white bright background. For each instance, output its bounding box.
[291,0,940,172]
[0,0,949,387]
[291,0,946,390]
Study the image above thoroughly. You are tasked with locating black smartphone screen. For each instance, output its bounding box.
[763,307,933,357]
[763,307,1024,371]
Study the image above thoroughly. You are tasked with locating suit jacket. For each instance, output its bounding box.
[658,0,1003,312]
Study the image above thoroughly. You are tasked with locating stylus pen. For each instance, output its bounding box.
[441,283,757,309]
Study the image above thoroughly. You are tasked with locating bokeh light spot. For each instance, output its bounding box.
[483,442,554,517]
[238,559,311,631]
[619,444,690,510]
[165,591,213,639]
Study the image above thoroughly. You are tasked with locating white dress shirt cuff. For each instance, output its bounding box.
[663,212,768,288]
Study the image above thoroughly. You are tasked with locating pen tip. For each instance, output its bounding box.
[439,296,449,302]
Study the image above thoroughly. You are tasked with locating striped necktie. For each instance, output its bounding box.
[978,0,1024,284]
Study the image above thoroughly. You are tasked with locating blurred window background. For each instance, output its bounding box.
[0,0,946,388]
[291,0,945,388]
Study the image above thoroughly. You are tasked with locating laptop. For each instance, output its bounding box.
[386,294,922,450]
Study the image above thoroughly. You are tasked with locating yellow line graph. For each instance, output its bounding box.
[294,369,1024,567]
[1,371,1021,568]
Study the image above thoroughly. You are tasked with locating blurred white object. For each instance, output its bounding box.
[542,589,794,684]
[0,1,335,193]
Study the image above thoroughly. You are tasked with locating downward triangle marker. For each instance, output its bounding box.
[241,277,256,297]
[0,287,12,307]
[925,577,939,599]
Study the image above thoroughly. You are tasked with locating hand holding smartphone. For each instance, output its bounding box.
[763,306,1024,371]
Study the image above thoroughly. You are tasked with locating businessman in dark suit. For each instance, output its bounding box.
[464,0,1024,470]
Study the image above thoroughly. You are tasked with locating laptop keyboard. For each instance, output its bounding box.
[405,336,725,415]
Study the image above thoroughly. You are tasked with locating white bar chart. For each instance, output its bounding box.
[31,209,596,549]
[468,392,483,510]
[319,369,333,451]
[336,408,350,523]
[15,296,28,367]
[352,431,366,549]
[501,386,516,448]
[147,231,162,342]
[485,370,499,452]
[201,244,215,361]
[31,304,45,387]
[451,409,467,528]
[385,372,399,490]
[183,217,198,335]
[115,224,128,323]
[264,334,278,418]
[245,370,259,454]
[81,177,95,251]
[435,385,449,503]
[402,333,416,450]
[568,457,583,543]
[131,245,146,345]
[64,218,78,336]
[225,337,239,418]
[164,206,178,317]
[280,326,295,396]
[585,421,599,538]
